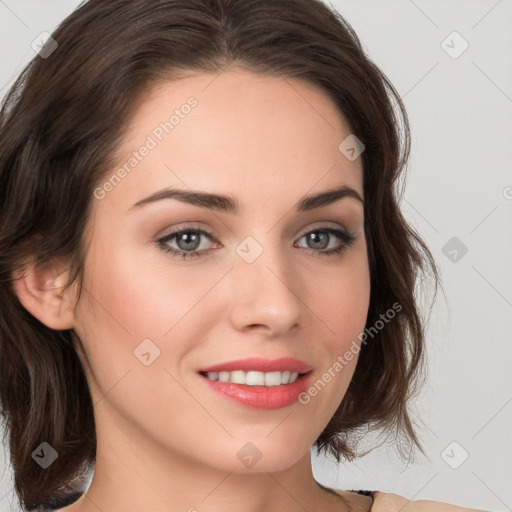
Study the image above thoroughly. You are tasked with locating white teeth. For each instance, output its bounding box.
[205,370,301,386]
[218,371,230,382]
[230,370,245,384]
[264,371,281,386]
[246,371,263,385]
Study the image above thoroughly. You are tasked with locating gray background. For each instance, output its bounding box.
[1,1,511,511]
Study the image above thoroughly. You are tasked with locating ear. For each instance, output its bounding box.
[11,258,78,330]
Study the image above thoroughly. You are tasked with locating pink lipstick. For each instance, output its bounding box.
[197,357,313,410]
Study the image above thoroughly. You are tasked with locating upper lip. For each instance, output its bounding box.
[198,357,313,374]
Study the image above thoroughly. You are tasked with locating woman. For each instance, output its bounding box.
[0,1,485,511]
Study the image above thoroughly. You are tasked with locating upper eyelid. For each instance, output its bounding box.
[158,220,352,238]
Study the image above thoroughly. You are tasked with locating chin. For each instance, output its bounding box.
[199,434,313,474]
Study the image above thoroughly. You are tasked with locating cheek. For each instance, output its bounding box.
[73,240,224,386]
[73,247,209,428]
[80,238,215,338]
[309,244,371,351]
[299,245,370,407]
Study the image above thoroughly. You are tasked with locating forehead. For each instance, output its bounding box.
[97,67,363,215]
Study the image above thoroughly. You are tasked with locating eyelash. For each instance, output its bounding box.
[156,226,357,261]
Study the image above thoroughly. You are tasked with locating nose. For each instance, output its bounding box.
[228,238,303,336]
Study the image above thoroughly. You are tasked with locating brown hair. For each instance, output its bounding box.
[0,0,440,509]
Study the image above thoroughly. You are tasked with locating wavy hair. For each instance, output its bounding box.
[0,0,440,509]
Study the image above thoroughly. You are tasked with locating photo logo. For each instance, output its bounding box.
[441,31,469,60]
[31,442,58,469]
[441,441,469,469]
[32,32,58,59]
[442,236,468,263]
[338,134,365,161]
[237,442,262,468]
[134,338,161,366]
[236,236,264,264]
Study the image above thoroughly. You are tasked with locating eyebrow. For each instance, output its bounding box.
[127,184,363,214]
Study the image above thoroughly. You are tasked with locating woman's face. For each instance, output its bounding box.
[72,67,370,473]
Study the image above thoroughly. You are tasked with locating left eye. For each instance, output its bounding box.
[156,227,356,261]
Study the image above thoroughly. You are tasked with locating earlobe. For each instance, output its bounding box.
[10,259,76,330]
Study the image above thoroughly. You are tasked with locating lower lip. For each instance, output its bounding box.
[199,372,312,410]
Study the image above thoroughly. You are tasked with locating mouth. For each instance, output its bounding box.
[196,357,314,409]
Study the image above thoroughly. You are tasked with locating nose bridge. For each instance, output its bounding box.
[229,232,302,331]
[235,231,288,285]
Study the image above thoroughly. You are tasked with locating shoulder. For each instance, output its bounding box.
[371,491,489,512]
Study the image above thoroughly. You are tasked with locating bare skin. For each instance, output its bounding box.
[13,67,479,512]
